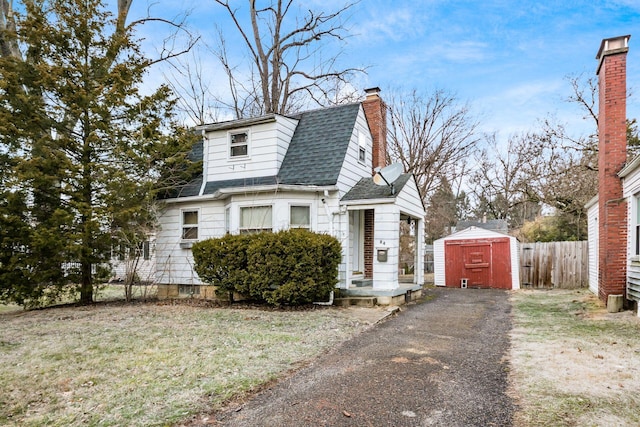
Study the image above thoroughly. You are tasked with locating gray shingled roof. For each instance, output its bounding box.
[456,219,508,233]
[160,141,203,199]
[202,176,278,195]
[341,174,412,202]
[168,103,361,198]
[278,103,360,185]
[188,141,203,162]
[173,177,202,198]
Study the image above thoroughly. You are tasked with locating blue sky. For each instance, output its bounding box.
[127,0,640,142]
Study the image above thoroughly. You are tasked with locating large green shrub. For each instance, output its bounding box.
[192,233,252,298]
[192,229,341,305]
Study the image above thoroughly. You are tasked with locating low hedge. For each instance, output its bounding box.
[192,229,342,306]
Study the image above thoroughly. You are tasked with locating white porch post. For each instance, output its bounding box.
[372,205,399,290]
[415,218,425,285]
[340,210,352,289]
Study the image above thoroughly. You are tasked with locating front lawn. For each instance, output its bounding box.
[0,302,367,426]
[510,290,640,426]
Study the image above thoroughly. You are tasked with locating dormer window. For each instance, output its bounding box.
[229,130,249,158]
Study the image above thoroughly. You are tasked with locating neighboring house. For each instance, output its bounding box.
[155,88,426,304]
[109,236,156,283]
[455,219,509,234]
[586,35,640,313]
[433,227,520,290]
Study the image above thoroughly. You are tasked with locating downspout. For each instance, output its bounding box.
[313,290,334,306]
[321,189,335,235]
[318,190,341,303]
[198,129,208,196]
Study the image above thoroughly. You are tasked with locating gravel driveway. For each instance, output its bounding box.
[214,287,515,426]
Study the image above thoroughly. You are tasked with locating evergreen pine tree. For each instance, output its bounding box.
[0,0,195,306]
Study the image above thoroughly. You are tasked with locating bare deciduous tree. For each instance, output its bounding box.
[212,0,364,117]
[164,47,223,126]
[471,125,597,237]
[386,88,482,201]
[470,133,545,229]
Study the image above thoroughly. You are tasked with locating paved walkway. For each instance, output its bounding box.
[214,288,515,426]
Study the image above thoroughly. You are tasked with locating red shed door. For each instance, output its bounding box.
[444,238,512,289]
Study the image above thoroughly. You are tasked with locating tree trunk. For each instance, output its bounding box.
[79,261,93,304]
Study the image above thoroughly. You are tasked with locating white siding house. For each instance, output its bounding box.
[155,89,426,303]
[589,156,640,307]
[620,156,640,304]
[586,196,599,295]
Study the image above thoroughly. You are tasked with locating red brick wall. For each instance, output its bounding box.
[362,90,387,173]
[597,47,628,302]
[364,209,374,279]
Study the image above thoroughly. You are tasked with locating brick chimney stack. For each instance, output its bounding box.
[362,87,387,173]
[596,35,630,303]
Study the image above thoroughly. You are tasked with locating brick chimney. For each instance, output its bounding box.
[362,87,387,173]
[596,35,630,303]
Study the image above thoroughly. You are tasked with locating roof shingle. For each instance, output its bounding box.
[278,103,360,185]
[341,174,412,202]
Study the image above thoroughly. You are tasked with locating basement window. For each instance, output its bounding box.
[179,284,200,296]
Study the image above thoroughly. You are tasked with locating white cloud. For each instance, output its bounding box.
[353,5,428,43]
[430,40,490,63]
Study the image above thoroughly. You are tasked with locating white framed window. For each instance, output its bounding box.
[229,130,249,158]
[182,210,199,240]
[240,205,272,233]
[290,205,311,229]
[635,196,640,255]
[358,129,366,163]
[179,284,200,296]
[140,240,151,260]
[225,206,231,234]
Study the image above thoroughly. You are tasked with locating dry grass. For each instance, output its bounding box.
[0,284,154,315]
[510,289,640,427]
[0,303,21,314]
[0,302,369,426]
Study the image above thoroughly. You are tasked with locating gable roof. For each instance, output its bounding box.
[278,103,360,185]
[456,219,508,234]
[436,225,515,242]
[341,174,412,202]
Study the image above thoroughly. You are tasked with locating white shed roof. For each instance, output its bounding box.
[435,226,515,242]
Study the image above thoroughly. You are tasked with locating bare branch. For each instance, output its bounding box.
[386,87,482,201]
[212,0,364,117]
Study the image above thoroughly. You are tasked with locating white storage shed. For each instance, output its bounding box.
[434,227,520,289]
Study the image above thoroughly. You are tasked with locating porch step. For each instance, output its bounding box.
[334,297,378,307]
[351,279,373,288]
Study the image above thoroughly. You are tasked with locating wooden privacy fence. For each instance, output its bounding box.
[519,241,588,289]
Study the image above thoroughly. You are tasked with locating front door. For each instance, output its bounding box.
[461,244,491,287]
[350,211,364,275]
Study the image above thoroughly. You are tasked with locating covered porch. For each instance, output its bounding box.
[337,174,426,305]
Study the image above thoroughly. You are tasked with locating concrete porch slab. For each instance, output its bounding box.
[340,283,424,306]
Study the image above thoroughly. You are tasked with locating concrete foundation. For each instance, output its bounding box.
[157,283,423,307]
[607,294,624,313]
